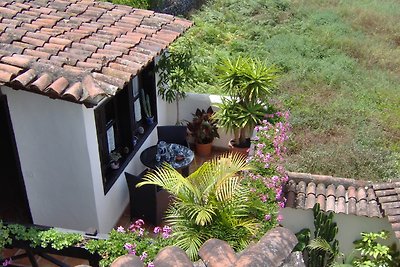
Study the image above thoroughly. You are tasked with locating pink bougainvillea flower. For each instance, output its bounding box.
[117,226,125,233]
[2,258,12,267]
[153,226,161,234]
[162,225,172,238]
[140,251,148,261]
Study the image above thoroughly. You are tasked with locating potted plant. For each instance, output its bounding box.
[214,56,279,155]
[109,151,122,170]
[187,107,219,156]
[140,89,153,125]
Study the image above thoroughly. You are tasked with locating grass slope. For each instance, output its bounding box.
[181,0,400,181]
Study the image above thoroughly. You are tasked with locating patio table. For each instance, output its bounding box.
[140,143,194,176]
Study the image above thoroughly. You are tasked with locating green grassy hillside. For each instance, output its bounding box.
[180,0,400,181]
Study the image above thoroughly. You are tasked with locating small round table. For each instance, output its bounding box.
[140,143,194,176]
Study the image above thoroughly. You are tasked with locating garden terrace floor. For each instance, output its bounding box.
[1,147,228,267]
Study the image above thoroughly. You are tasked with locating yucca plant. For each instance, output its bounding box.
[137,153,259,260]
[214,56,279,147]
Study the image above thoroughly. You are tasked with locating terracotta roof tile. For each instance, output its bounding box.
[30,72,52,91]
[63,81,82,100]
[47,76,68,95]
[284,172,382,218]
[0,70,15,82]
[12,41,36,49]
[0,0,192,106]
[101,66,131,82]
[0,63,23,75]
[92,72,125,89]
[76,61,102,71]
[21,36,46,46]
[11,68,37,87]
[0,7,19,19]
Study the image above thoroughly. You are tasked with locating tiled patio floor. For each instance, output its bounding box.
[1,147,227,267]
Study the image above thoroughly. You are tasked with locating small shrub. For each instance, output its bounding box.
[352,231,399,267]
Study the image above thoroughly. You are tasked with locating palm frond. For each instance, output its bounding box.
[172,228,211,261]
[137,163,199,199]
[308,237,335,255]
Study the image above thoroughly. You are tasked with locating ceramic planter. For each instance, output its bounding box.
[196,142,213,157]
[228,139,249,157]
[110,161,120,170]
[146,116,154,125]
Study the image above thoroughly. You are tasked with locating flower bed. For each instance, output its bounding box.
[243,111,291,237]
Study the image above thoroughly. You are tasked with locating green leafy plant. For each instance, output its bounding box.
[352,230,399,267]
[38,229,83,250]
[6,223,42,248]
[214,56,279,147]
[156,38,197,124]
[0,221,11,263]
[140,89,152,118]
[186,106,219,144]
[0,222,84,266]
[137,153,260,260]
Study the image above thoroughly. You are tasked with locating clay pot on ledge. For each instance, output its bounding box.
[228,139,250,157]
[146,116,154,125]
[196,142,213,157]
[110,161,120,170]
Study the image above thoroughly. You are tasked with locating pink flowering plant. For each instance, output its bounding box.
[243,110,290,236]
[85,219,174,267]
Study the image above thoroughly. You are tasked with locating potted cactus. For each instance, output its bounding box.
[187,107,219,156]
[140,89,153,125]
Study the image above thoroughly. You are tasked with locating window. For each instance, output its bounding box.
[95,62,157,194]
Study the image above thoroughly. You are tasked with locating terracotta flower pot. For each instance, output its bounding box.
[110,161,120,170]
[196,142,213,157]
[228,139,249,157]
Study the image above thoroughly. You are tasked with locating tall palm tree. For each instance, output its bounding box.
[137,153,259,260]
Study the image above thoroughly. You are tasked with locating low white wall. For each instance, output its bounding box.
[281,208,399,257]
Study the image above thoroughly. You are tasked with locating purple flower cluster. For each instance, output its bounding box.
[2,258,12,267]
[153,225,172,239]
[247,111,290,226]
[118,219,173,267]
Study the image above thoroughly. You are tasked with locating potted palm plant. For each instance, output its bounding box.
[214,56,279,155]
[187,107,219,156]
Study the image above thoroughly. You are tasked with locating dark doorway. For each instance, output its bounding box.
[0,93,32,223]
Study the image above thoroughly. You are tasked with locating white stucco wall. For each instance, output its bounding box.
[281,207,399,256]
[3,87,98,231]
[2,85,162,233]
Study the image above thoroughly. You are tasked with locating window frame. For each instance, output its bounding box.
[94,62,157,194]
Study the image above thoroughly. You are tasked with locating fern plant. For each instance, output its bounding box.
[137,153,259,260]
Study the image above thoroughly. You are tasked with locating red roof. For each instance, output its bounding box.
[0,0,192,106]
[284,172,382,218]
